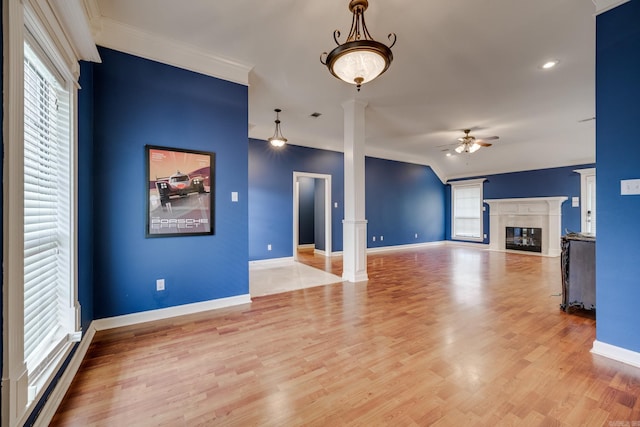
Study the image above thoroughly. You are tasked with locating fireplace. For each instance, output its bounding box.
[484,197,567,257]
[506,227,542,253]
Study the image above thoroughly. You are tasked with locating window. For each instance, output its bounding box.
[23,38,75,384]
[3,1,84,425]
[450,179,486,241]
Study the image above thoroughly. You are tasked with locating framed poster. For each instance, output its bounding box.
[146,145,215,237]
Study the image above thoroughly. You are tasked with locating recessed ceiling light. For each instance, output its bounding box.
[541,60,559,69]
[446,152,452,157]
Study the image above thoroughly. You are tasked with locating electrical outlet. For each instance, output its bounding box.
[156,279,165,291]
[380,236,384,241]
[372,236,376,242]
[267,244,272,251]
[415,233,418,239]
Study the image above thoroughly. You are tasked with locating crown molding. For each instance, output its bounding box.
[83,3,252,86]
[48,0,101,62]
[592,0,631,15]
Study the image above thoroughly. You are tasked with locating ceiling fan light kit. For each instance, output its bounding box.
[320,0,396,91]
[453,129,499,154]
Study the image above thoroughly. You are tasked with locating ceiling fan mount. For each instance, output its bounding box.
[454,129,499,154]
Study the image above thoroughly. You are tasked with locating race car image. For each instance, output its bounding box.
[155,170,207,207]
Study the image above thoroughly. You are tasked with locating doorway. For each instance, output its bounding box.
[575,168,596,235]
[293,172,332,261]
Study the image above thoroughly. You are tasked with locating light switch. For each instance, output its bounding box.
[572,196,579,207]
[621,179,640,195]
[334,202,338,208]
[231,192,239,202]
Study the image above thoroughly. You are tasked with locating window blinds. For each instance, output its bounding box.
[453,185,481,238]
[23,40,72,377]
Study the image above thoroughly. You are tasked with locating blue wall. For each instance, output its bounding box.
[248,142,446,260]
[92,48,249,318]
[314,179,326,251]
[596,1,640,353]
[248,139,344,260]
[446,164,595,243]
[365,157,445,247]
[298,177,315,245]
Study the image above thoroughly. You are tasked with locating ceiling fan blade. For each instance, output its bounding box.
[477,141,493,147]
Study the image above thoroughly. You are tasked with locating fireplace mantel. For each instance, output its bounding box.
[484,197,568,256]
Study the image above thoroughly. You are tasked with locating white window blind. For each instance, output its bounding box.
[452,181,483,240]
[23,39,72,379]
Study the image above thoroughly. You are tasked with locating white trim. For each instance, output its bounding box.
[446,241,490,249]
[449,178,487,242]
[32,325,96,427]
[255,241,488,259]
[48,0,101,63]
[293,172,333,262]
[574,168,596,234]
[90,16,251,86]
[249,257,296,267]
[367,241,446,254]
[93,295,252,331]
[446,178,487,186]
[298,244,315,250]
[592,0,631,15]
[591,340,640,369]
[484,196,568,204]
[3,2,30,425]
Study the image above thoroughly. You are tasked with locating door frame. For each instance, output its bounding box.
[574,167,596,234]
[293,172,332,261]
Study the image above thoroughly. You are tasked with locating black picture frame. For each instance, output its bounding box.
[145,145,215,237]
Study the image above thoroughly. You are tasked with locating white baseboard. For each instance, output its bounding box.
[34,323,97,427]
[297,244,315,250]
[591,340,640,369]
[249,257,295,267]
[93,294,252,331]
[367,241,446,254]
[446,240,490,249]
[252,240,490,264]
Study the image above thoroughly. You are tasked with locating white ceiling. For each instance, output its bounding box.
[87,0,596,181]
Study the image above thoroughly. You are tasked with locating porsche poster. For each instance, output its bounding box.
[146,145,215,237]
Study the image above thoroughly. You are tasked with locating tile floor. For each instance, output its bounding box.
[249,258,343,297]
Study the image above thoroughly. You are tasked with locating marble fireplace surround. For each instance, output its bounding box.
[484,197,568,257]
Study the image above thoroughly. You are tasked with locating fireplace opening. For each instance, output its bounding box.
[506,227,542,253]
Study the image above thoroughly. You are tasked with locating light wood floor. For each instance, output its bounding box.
[51,246,640,426]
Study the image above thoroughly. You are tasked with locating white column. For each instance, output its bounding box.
[342,99,369,282]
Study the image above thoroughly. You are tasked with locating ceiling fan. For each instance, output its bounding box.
[454,129,499,154]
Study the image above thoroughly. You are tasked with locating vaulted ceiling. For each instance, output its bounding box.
[85,0,597,181]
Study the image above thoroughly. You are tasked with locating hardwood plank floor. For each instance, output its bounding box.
[51,246,640,426]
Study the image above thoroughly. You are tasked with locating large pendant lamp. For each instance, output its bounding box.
[320,0,396,91]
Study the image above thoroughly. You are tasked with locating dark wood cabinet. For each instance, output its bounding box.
[561,234,595,312]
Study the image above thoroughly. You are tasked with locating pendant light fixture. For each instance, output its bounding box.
[268,108,287,148]
[320,0,396,91]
